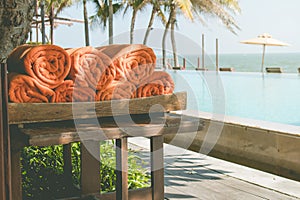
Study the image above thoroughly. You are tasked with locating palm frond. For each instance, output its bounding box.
[92,0,103,8]
[90,12,108,31]
[113,2,123,14]
[156,7,167,25]
[218,0,241,14]
[90,0,123,30]
[136,0,150,10]
[54,0,73,17]
[98,0,105,7]
[123,3,130,16]
[175,0,193,20]
[191,0,240,34]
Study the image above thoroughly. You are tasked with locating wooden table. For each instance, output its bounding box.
[0,64,204,200]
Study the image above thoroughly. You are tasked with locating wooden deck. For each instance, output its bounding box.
[129,137,300,200]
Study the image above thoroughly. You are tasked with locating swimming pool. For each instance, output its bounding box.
[169,71,300,126]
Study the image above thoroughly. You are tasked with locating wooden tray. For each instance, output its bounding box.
[8,92,187,124]
[8,92,202,147]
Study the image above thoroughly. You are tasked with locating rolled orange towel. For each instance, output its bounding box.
[95,80,136,101]
[67,46,115,90]
[52,80,96,102]
[72,87,96,102]
[8,73,55,103]
[136,71,174,98]
[52,80,74,102]
[98,44,156,84]
[7,44,71,89]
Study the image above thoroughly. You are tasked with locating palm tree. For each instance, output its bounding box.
[170,7,178,67]
[0,1,35,62]
[44,0,74,44]
[162,1,174,68]
[83,0,90,46]
[143,0,166,45]
[162,0,193,68]
[90,0,123,44]
[37,0,88,45]
[162,0,240,68]
[123,0,148,44]
[108,0,114,44]
[34,0,50,44]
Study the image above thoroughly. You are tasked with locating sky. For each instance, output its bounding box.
[37,0,300,55]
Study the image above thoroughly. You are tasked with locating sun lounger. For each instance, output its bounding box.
[172,67,181,70]
[195,68,208,71]
[219,67,234,72]
[265,67,282,73]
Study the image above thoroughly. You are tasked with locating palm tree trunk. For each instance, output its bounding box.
[35,1,39,43]
[162,4,174,68]
[143,5,156,45]
[0,0,35,62]
[130,9,137,44]
[108,0,113,44]
[170,9,178,68]
[83,0,90,46]
[0,2,34,199]
[40,0,46,44]
[49,4,54,44]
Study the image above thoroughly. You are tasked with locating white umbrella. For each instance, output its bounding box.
[240,33,289,73]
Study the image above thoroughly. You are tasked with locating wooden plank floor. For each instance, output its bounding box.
[129,138,300,200]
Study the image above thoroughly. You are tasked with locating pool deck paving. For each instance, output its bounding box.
[129,137,300,200]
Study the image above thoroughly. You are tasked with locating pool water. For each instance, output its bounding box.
[168,71,300,126]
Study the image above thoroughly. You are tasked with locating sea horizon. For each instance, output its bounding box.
[156,52,300,73]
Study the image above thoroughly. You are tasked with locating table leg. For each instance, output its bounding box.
[81,141,100,195]
[116,138,128,200]
[150,136,164,200]
[0,63,12,200]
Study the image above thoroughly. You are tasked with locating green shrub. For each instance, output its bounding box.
[100,141,150,193]
[21,145,66,199]
[21,141,150,199]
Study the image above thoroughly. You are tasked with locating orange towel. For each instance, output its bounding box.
[8,73,55,103]
[52,80,96,102]
[52,80,74,102]
[7,44,71,89]
[95,80,136,101]
[98,44,156,84]
[136,71,174,98]
[67,46,115,90]
[72,87,96,102]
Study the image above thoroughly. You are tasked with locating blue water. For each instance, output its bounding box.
[169,70,300,126]
[163,53,300,73]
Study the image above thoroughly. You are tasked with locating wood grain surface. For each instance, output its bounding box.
[8,92,186,124]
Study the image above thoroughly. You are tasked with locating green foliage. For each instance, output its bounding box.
[71,142,81,187]
[90,0,123,30]
[100,141,150,193]
[21,141,150,199]
[26,42,51,45]
[26,42,43,45]
[100,141,116,192]
[21,145,67,199]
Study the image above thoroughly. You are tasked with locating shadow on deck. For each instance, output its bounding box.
[129,138,300,200]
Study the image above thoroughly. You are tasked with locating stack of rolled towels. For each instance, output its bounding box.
[7,44,174,103]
